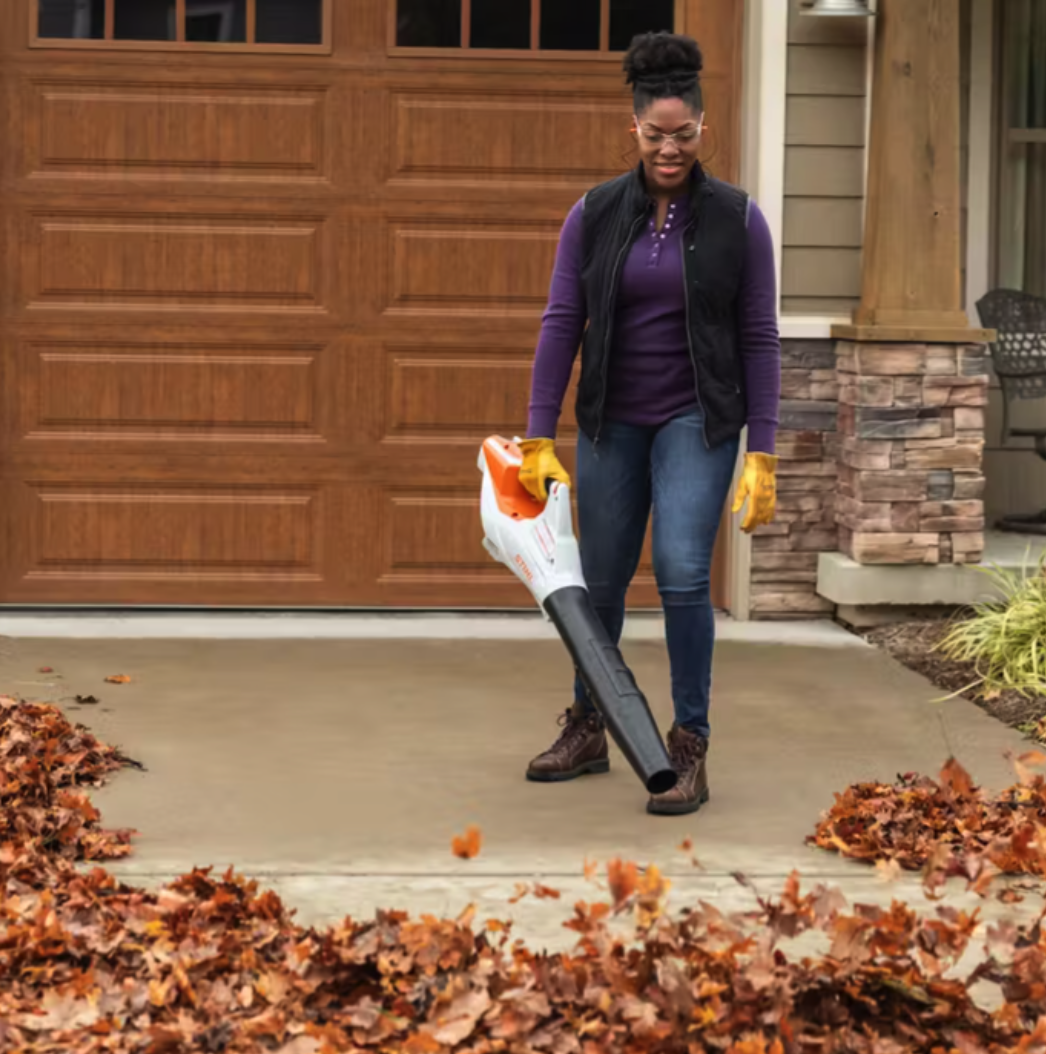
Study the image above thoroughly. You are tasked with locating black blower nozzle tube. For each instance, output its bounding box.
[542,586,678,796]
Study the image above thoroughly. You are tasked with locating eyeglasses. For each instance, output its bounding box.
[635,125,702,147]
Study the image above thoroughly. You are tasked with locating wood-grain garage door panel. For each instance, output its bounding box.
[7,334,340,451]
[36,346,318,432]
[391,92,628,184]
[373,482,661,606]
[28,81,329,181]
[28,212,327,311]
[28,484,321,576]
[387,221,560,315]
[382,491,495,580]
[383,346,578,442]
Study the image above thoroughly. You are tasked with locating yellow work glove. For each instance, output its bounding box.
[732,452,779,533]
[518,438,571,501]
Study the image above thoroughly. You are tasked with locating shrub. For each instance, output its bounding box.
[936,551,1046,699]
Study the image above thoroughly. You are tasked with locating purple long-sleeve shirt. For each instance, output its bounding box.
[527,193,782,454]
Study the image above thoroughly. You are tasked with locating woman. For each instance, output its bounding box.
[518,31,781,816]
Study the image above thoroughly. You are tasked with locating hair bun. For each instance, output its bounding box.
[623,32,704,89]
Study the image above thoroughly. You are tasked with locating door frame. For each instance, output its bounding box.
[728,0,780,620]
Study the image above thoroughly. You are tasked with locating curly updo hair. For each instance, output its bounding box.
[623,31,704,115]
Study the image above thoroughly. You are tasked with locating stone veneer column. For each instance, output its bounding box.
[835,342,989,565]
[748,339,839,618]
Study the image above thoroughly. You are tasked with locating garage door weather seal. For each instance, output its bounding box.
[477,435,678,796]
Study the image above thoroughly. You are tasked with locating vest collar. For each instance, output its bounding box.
[629,160,711,215]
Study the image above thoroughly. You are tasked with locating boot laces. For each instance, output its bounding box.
[670,729,704,772]
[551,709,597,752]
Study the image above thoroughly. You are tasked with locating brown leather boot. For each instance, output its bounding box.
[647,725,709,816]
[526,705,609,783]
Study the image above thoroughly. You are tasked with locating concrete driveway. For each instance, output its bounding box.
[0,615,1037,951]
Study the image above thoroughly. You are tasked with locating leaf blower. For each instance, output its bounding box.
[477,435,678,796]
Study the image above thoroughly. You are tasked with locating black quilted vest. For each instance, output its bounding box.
[576,162,751,449]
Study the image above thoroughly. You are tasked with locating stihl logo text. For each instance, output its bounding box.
[514,554,534,583]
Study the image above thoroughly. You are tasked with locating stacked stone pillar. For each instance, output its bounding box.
[835,342,989,566]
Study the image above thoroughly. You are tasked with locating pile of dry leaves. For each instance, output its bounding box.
[4,694,1046,1053]
[809,754,1046,895]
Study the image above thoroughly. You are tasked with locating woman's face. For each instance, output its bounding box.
[634,97,703,196]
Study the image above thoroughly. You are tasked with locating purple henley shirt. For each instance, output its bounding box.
[527,192,782,454]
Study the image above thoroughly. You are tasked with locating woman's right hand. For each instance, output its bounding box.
[518,438,571,501]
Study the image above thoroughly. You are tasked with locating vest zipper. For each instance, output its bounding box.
[594,209,648,447]
[681,216,710,450]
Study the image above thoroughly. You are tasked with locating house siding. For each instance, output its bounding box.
[781,0,868,316]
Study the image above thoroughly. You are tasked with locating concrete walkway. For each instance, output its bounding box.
[0,620,1039,951]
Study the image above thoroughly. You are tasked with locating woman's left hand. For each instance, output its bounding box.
[732,452,779,533]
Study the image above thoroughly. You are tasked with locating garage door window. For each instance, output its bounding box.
[395,0,675,52]
[34,0,329,50]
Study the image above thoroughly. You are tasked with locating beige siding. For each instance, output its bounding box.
[781,0,868,315]
[783,198,863,246]
[786,96,865,146]
[784,146,864,197]
[781,247,862,298]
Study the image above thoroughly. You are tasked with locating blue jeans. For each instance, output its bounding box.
[572,410,739,739]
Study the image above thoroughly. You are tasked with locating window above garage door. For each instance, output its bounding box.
[33,0,331,52]
[394,0,676,54]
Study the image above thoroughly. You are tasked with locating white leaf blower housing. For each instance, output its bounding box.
[477,435,586,610]
[476,435,677,796]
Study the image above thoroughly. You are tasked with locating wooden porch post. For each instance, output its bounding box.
[834,0,991,343]
[830,0,994,569]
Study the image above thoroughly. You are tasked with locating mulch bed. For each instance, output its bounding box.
[864,619,1046,733]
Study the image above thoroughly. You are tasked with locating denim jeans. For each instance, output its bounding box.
[572,410,740,739]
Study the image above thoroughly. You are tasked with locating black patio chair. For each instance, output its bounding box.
[975,288,1046,534]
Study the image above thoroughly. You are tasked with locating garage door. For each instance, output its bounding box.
[0,0,743,607]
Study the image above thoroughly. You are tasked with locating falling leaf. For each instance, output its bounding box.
[637,863,669,900]
[607,858,638,908]
[533,883,561,900]
[940,756,976,799]
[451,824,482,859]
[875,858,902,883]
[105,674,132,684]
